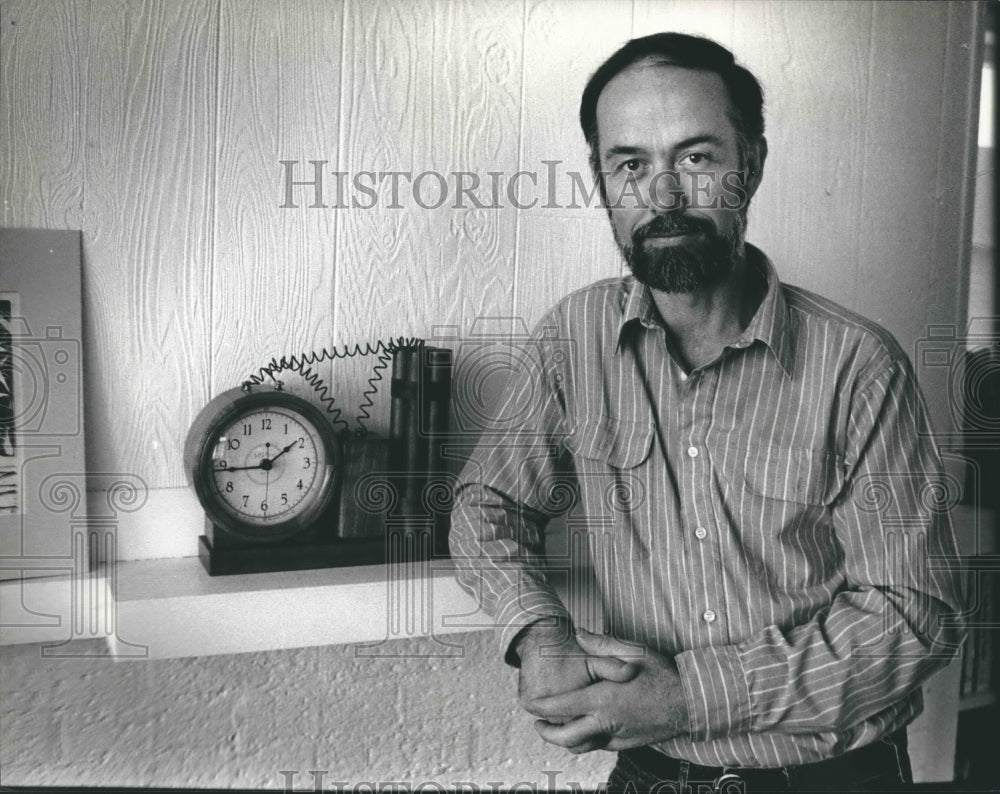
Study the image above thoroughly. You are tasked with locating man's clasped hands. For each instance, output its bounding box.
[516,620,692,755]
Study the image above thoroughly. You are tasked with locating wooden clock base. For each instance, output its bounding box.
[198,513,449,576]
[198,533,390,575]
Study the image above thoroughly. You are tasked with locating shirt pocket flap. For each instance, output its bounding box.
[565,417,655,468]
[736,445,845,506]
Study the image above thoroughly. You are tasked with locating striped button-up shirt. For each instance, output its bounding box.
[450,246,965,768]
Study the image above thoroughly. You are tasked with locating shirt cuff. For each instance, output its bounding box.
[675,643,753,741]
[495,587,572,667]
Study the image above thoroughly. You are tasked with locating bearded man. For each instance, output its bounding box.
[450,33,964,793]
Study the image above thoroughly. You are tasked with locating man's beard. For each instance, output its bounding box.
[620,212,745,293]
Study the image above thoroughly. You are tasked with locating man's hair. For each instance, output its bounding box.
[579,33,765,175]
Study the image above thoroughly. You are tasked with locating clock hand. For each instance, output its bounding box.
[267,440,298,464]
[224,462,264,472]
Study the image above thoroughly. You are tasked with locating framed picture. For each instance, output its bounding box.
[0,229,86,582]
[1,295,20,514]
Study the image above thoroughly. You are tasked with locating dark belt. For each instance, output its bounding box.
[617,729,907,793]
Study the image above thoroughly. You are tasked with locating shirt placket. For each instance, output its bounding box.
[677,364,730,644]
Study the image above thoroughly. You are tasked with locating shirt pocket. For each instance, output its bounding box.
[565,416,655,468]
[720,444,847,594]
[562,417,655,551]
[727,443,845,507]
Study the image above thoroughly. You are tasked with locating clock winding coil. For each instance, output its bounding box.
[241,337,425,434]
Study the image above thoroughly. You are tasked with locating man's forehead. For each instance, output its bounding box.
[595,62,736,145]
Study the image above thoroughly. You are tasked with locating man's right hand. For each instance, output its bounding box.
[514,619,639,712]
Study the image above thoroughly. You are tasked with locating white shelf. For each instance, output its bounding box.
[10,500,992,661]
[107,556,491,660]
[0,568,111,648]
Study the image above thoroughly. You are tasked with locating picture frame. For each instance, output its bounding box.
[0,229,87,582]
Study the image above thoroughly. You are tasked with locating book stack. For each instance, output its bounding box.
[388,344,454,558]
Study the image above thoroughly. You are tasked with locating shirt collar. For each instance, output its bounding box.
[615,244,795,378]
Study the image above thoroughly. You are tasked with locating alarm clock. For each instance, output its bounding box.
[184,384,383,575]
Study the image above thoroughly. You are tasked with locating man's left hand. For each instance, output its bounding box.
[525,630,691,754]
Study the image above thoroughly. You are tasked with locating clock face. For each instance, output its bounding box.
[185,388,342,542]
[209,407,329,527]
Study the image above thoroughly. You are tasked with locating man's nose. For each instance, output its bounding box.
[648,169,688,214]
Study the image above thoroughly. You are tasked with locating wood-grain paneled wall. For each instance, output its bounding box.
[0,0,982,492]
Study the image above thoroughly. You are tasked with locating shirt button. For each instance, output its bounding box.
[694,526,707,540]
[687,446,699,458]
[702,609,717,624]
[679,371,688,382]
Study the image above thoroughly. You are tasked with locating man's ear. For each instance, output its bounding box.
[744,136,767,201]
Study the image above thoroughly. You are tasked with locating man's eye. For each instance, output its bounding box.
[622,159,643,173]
[680,152,709,166]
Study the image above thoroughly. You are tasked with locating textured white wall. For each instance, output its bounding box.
[0,632,614,789]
